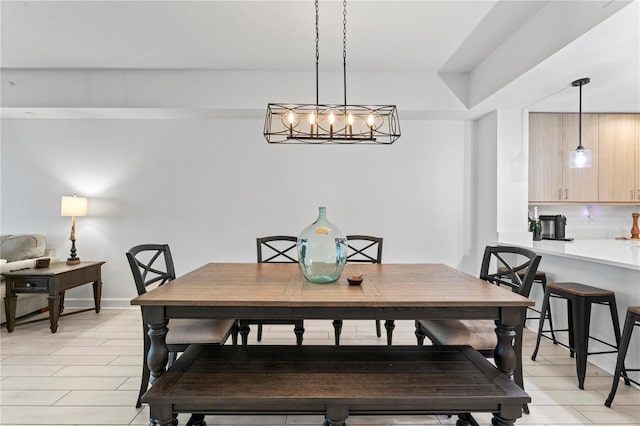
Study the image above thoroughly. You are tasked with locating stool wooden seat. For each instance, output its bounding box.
[531,282,625,389]
[605,306,638,407]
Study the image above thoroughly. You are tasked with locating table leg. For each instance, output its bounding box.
[144,307,176,425]
[494,307,528,418]
[4,293,17,332]
[92,280,102,313]
[48,293,61,333]
[493,307,524,381]
[145,307,169,386]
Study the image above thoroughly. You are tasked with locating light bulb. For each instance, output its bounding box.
[569,146,592,168]
[309,113,315,124]
[348,113,354,125]
[288,111,295,125]
[367,114,374,127]
[329,111,335,125]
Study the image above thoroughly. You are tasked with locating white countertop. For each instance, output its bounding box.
[498,236,640,271]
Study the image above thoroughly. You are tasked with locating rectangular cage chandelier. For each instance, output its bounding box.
[263,0,400,145]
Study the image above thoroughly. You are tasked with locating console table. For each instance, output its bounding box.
[3,261,104,333]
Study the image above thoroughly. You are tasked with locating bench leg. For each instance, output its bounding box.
[324,405,348,426]
[149,403,177,426]
[491,414,516,425]
[186,414,206,426]
[456,413,479,426]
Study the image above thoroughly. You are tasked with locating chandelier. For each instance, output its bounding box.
[263,0,400,144]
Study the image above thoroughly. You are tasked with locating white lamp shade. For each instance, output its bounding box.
[569,147,592,168]
[61,195,88,217]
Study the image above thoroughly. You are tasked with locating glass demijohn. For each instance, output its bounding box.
[297,207,347,283]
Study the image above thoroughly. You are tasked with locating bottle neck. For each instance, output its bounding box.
[318,207,327,220]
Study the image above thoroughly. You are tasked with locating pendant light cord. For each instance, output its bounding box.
[571,77,590,149]
[578,82,583,149]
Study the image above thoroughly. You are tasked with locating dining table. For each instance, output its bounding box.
[131,262,534,426]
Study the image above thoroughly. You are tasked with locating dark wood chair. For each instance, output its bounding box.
[333,235,387,345]
[242,236,304,345]
[127,244,238,409]
[415,245,541,420]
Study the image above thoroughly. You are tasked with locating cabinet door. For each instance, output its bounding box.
[563,113,599,202]
[599,114,637,202]
[529,113,563,202]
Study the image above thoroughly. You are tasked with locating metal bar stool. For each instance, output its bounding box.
[605,306,638,407]
[531,282,625,389]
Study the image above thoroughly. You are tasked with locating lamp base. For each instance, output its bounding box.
[66,258,81,265]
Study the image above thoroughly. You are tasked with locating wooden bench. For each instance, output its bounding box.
[143,345,530,426]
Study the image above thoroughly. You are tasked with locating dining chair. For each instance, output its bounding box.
[414,245,541,419]
[246,236,304,345]
[333,235,388,345]
[127,244,238,409]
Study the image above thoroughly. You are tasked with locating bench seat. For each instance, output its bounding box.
[143,344,530,426]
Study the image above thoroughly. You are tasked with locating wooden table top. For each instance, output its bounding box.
[131,263,533,308]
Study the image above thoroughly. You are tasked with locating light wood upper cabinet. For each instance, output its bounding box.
[598,114,638,202]
[528,113,598,203]
[529,113,563,202]
[636,115,640,202]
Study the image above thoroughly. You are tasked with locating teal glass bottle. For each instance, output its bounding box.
[297,207,347,283]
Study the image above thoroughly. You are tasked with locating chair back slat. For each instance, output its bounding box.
[257,236,298,263]
[346,235,383,264]
[480,245,541,297]
[126,244,176,296]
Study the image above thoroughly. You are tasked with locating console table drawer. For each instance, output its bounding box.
[11,277,49,290]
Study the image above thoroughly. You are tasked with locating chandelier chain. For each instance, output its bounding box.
[315,0,320,106]
[315,0,319,64]
[343,0,347,106]
[343,0,347,61]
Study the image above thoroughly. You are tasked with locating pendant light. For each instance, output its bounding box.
[263,0,400,144]
[568,77,592,168]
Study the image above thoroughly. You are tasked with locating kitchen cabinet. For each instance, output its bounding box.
[529,113,563,202]
[598,114,639,202]
[528,112,598,203]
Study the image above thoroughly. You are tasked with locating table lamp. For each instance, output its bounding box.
[61,194,88,265]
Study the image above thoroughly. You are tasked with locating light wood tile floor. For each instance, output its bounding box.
[1,309,638,425]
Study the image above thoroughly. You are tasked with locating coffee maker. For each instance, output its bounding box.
[539,215,573,241]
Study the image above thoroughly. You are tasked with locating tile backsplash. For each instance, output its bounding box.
[529,204,640,239]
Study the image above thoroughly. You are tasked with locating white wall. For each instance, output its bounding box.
[474,111,499,267]
[1,117,470,307]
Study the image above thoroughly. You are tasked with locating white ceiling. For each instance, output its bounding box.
[1,0,638,119]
